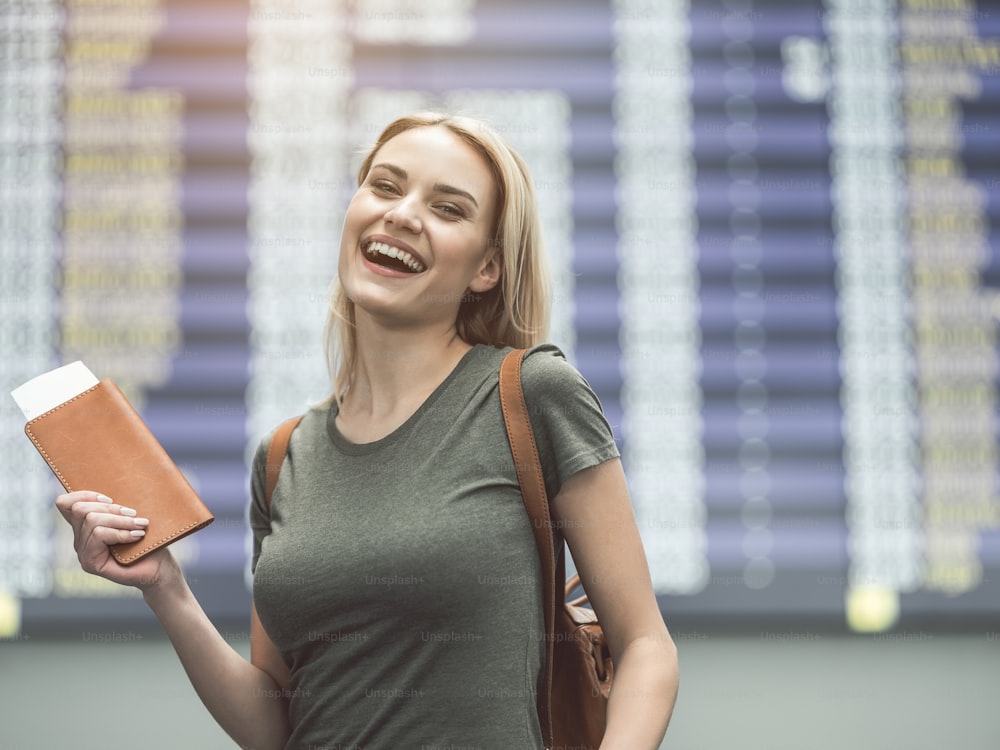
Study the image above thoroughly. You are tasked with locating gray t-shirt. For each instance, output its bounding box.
[250,344,620,750]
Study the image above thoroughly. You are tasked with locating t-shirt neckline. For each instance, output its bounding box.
[326,344,487,455]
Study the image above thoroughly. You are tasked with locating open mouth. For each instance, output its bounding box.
[362,240,426,274]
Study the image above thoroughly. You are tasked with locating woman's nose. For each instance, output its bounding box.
[384,197,422,233]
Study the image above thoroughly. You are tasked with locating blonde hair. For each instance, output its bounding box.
[324,112,550,402]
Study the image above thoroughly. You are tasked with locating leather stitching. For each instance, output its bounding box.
[24,383,104,490]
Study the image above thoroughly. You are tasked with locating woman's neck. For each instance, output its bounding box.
[340,315,473,422]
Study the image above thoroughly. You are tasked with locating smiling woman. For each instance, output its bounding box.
[327,112,552,406]
[337,125,499,328]
[55,112,679,750]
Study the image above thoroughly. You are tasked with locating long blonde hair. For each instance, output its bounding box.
[325,112,550,402]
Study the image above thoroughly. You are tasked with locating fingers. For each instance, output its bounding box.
[52,491,175,589]
[80,520,149,551]
[55,490,149,553]
[55,490,111,521]
[79,508,149,536]
[74,504,150,575]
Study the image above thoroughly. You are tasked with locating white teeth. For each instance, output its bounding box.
[364,241,425,272]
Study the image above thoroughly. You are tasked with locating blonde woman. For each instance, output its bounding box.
[57,112,679,749]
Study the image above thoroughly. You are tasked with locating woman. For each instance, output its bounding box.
[57,112,679,749]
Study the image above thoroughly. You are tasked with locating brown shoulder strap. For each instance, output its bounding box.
[499,348,557,748]
[264,415,303,511]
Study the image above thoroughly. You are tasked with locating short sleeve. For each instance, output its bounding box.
[248,435,272,574]
[520,344,620,499]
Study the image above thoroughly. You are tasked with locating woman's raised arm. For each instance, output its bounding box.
[56,490,292,750]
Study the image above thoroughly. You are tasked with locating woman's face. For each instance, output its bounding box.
[338,125,500,331]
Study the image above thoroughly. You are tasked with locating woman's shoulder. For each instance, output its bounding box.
[519,343,589,395]
[463,342,592,402]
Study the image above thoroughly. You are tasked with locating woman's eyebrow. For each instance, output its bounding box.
[371,162,480,209]
[434,183,479,209]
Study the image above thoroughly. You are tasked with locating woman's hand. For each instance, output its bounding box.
[55,490,180,592]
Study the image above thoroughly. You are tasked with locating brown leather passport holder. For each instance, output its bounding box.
[25,379,214,565]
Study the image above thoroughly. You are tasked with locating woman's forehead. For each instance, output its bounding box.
[373,126,495,195]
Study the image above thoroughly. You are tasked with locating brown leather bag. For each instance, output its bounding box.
[263,348,613,749]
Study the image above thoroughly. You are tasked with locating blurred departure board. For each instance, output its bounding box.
[1,0,999,634]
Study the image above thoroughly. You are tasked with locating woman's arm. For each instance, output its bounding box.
[551,458,680,750]
[56,490,292,750]
[143,570,292,750]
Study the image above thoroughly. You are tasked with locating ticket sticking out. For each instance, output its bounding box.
[10,361,100,422]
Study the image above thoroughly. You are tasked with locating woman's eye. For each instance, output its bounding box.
[371,179,398,194]
[437,203,466,219]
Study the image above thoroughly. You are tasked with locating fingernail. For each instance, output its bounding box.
[97,494,113,503]
[120,507,137,517]
[134,517,149,527]
[130,529,146,537]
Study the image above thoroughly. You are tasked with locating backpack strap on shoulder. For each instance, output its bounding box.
[264,415,303,511]
[499,348,558,747]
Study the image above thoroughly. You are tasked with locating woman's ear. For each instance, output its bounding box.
[468,250,502,294]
